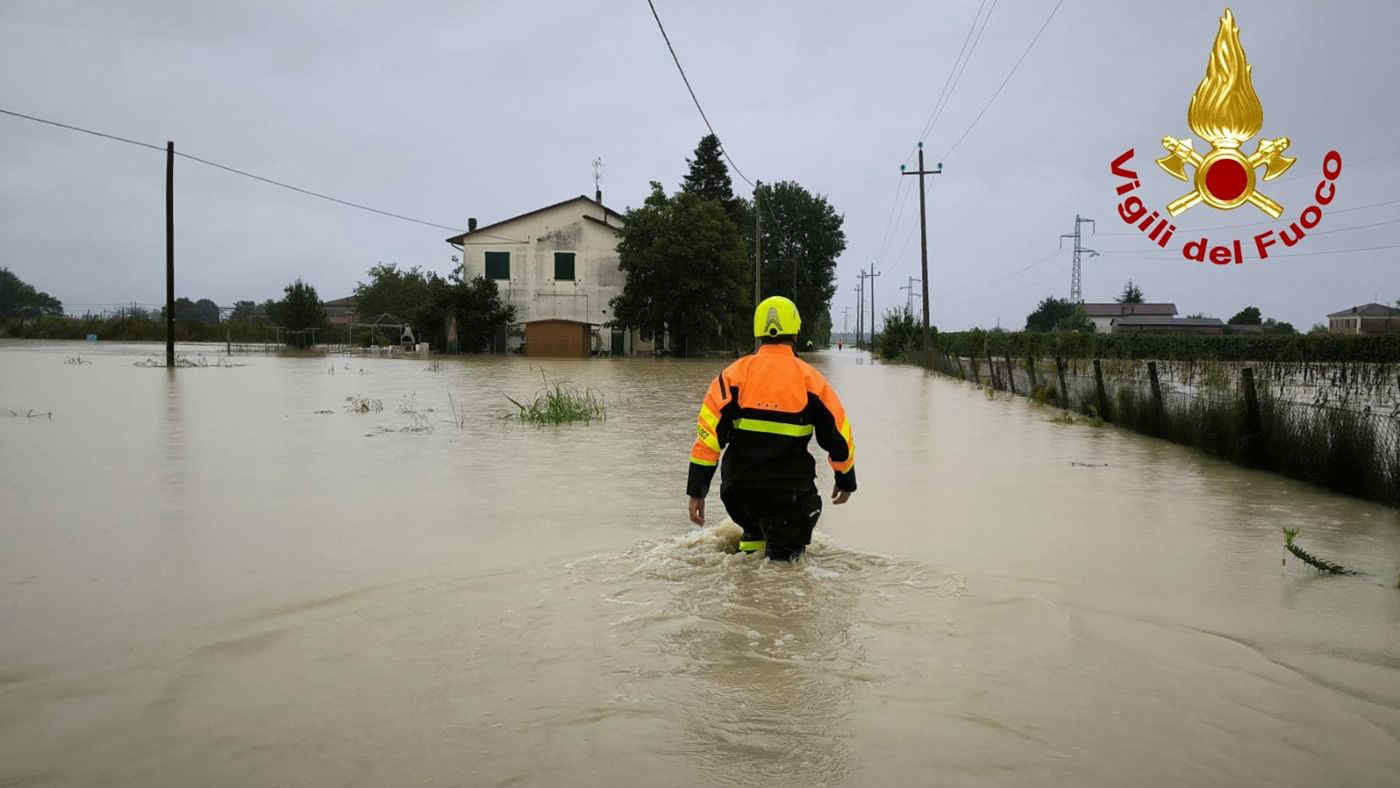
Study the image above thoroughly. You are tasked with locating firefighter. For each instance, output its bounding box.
[686,296,857,561]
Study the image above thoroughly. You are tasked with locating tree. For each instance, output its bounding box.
[354,263,438,327]
[1116,279,1144,304]
[1261,318,1297,335]
[752,180,845,348]
[229,300,258,321]
[0,268,63,322]
[434,273,515,352]
[1308,322,1329,335]
[611,182,748,356]
[1228,306,1262,325]
[1055,305,1095,333]
[1025,296,1076,332]
[271,278,326,347]
[681,134,734,205]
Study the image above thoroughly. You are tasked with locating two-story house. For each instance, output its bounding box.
[446,194,656,356]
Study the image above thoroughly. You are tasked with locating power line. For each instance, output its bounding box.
[939,0,1066,160]
[0,104,501,236]
[917,0,998,144]
[645,0,753,187]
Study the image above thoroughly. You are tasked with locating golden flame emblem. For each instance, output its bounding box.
[1155,9,1295,217]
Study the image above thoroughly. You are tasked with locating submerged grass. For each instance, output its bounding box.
[505,374,606,425]
[1282,527,1357,575]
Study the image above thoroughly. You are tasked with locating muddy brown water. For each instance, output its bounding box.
[2,340,1398,787]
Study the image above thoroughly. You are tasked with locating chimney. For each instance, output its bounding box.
[468,217,478,232]
[595,189,602,204]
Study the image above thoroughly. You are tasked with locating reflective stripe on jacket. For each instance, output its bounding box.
[686,343,856,498]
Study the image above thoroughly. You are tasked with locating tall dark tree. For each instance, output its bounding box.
[753,181,845,347]
[1116,279,1144,304]
[271,278,326,347]
[681,134,734,204]
[354,263,438,327]
[1025,296,1076,332]
[229,300,258,321]
[1228,306,1262,325]
[433,273,515,352]
[611,182,747,356]
[0,268,63,322]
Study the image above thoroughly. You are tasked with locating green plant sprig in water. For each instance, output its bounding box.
[504,374,606,425]
[1282,527,1357,575]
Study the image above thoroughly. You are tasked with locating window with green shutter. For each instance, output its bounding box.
[485,251,510,280]
[554,252,575,281]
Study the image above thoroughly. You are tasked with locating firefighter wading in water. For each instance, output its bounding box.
[686,296,857,561]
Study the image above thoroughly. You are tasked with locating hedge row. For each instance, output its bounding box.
[931,330,1400,364]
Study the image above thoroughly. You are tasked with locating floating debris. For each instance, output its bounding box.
[313,409,335,415]
[133,354,245,368]
[63,356,91,366]
[1282,528,1358,575]
[1070,461,1109,468]
[344,396,383,413]
[6,408,52,419]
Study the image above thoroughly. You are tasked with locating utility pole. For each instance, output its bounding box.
[841,305,851,337]
[900,276,921,314]
[854,277,865,349]
[867,263,882,342]
[754,180,763,308]
[1059,214,1099,303]
[902,142,942,366]
[166,141,175,367]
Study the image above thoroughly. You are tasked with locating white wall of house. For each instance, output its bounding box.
[457,198,654,354]
[1089,316,1114,333]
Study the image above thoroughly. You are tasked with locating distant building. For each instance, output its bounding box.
[1110,315,1225,334]
[1081,302,1178,333]
[445,194,656,357]
[324,296,357,326]
[1326,303,1400,335]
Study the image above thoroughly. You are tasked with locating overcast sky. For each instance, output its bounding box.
[2,0,1397,330]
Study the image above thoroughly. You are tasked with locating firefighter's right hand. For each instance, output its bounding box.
[832,487,852,505]
[688,496,705,525]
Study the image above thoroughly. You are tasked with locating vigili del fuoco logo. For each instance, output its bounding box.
[1109,8,1342,265]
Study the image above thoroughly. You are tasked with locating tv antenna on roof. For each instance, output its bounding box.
[592,156,604,194]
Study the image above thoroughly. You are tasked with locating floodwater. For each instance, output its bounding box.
[2,340,1398,787]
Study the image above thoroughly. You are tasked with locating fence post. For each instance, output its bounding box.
[987,352,998,389]
[1056,357,1069,408]
[1241,366,1263,464]
[1026,356,1038,389]
[1147,361,1165,435]
[1093,359,1110,420]
[1004,356,1017,395]
[954,354,965,380]
[970,355,980,384]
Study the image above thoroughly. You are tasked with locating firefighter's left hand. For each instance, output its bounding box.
[831,487,852,505]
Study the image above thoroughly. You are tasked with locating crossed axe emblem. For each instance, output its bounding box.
[1155,136,1295,218]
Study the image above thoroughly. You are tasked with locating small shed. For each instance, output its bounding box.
[526,319,589,357]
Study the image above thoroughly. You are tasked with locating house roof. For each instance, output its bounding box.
[1082,302,1178,317]
[324,296,357,309]
[1327,302,1400,318]
[444,195,626,246]
[1112,316,1223,326]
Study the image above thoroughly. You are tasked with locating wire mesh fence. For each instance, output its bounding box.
[934,351,1400,505]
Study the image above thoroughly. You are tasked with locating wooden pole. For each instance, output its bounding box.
[1147,361,1165,435]
[1241,367,1263,463]
[1056,357,1069,408]
[1093,359,1109,420]
[1004,356,1017,395]
[1026,356,1038,389]
[165,141,175,367]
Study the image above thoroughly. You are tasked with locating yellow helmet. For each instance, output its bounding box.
[754,296,801,338]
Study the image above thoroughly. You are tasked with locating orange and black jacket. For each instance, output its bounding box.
[687,343,856,498]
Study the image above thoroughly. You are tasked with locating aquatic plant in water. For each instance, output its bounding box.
[505,374,606,425]
[1281,527,1357,575]
[344,396,384,413]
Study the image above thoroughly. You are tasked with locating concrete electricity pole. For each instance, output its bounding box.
[1059,214,1099,303]
[855,277,866,349]
[754,180,763,308]
[867,263,882,342]
[902,142,942,366]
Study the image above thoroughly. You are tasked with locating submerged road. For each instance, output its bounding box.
[2,340,1398,786]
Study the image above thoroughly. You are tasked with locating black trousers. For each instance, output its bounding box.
[721,486,823,561]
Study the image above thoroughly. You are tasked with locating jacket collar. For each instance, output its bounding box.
[756,342,796,358]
